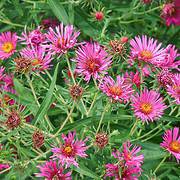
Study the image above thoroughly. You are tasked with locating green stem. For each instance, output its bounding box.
[96,103,110,133]
[54,102,75,137]
[153,155,168,174]
[130,119,139,136]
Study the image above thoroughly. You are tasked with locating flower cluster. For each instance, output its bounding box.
[105,141,144,179]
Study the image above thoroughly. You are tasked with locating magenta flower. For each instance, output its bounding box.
[0,164,10,171]
[45,23,80,55]
[75,42,112,82]
[167,73,180,104]
[160,127,180,162]
[0,31,17,60]
[51,131,88,168]
[121,141,144,167]
[99,75,134,102]
[157,69,174,88]
[124,71,141,88]
[130,35,166,65]
[36,160,72,180]
[131,89,167,123]
[159,45,180,70]
[18,27,45,47]
[20,46,53,72]
[105,163,120,180]
[105,142,144,180]
[161,0,180,26]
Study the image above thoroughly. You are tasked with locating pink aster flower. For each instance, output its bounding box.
[130,35,166,66]
[131,89,167,123]
[167,73,180,104]
[51,131,88,168]
[124,71,141,88]
[45,23,80,55]
[75,42,112,82]
[121,141,144,167]
[0,31,17,60]
[105,142,143,180]
[20,46,53,72]
[159,45,180,70]
[18,27,45,47]
[105,163,120,180]
[36,160,72,180]
[160,127,180,162]
[100,75,134,103]
[157,69,174,88]
[0,164,10,171]
[161,0,180,26]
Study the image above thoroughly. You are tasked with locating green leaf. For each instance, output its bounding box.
[73,164,100,179]
[55,114,132,133]
[33,63,59,124]
[48,0,69,24]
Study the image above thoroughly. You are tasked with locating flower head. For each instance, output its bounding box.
[160,127,180,162]
[121,141,144,167]
[20,46,53,72]
[95,11,104,21]
[124,71,141,88]
[69,84,83,100]
[32,130,44,149]
[51,131,88,167]
[100,75,133,103]
[130,35,166,66]
[161,0,180,26]
[158,45,180,70]
[45,23,80,55]
[19,27,45,47]
[95,132,109,149]
[167,73,180,104]
[131,89,167,123]
[157,69,174,88]
[41,18,59,29]
[75,42,112,82]
[36,160,72,180]
[0,164,10,171]
[0,32,17,60]
[105,142,144,180]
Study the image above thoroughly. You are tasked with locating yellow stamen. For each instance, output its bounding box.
[2,42,14,53]
[170,141,180,153]
[140,50,153,60]
[140,103,152,114]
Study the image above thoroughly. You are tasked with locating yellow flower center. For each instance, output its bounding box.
[32,59,40,66]
[2,42,14,53]
[140,103,152,114]
[170,141,180,153]
[109,86,122,96]
[64,146,73,154]
[140,50,153,60]
[173,85,180,94]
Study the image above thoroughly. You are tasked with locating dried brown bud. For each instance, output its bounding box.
[109,40,125,55]
[32,130,44,149]
[14,57,32,73]
[69,84,83,100]
[95,132,108,148]
[5,111,21,129]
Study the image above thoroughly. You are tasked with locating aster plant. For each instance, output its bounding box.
[0,0,179,179]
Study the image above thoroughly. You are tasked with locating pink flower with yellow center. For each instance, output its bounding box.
[160,127,180,162]
[100,75,134,102]
[105,142,144,179]
[161,0,180,26]
[0,31,17,60]
[45,23,80,55]
[75,42,112,82]
[130,35,166,65]
[51,131,88,168]
[167,73,180,104]
[36,160,72,180]
[20,46,53,72]
[131,89,167,123]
